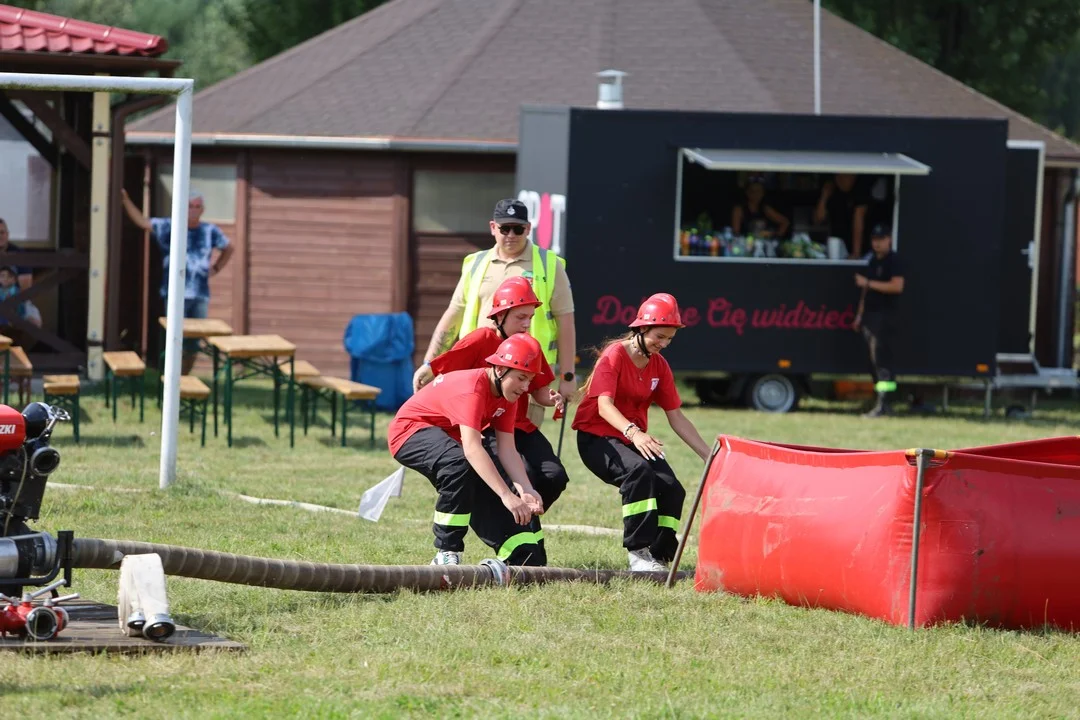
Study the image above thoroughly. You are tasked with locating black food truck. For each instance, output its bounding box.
[514,105,1077,413]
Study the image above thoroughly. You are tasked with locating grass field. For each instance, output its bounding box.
[3,380,1079,718]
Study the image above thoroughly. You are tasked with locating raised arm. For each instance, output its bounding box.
[814,182,833,224]
[120,189,152,233]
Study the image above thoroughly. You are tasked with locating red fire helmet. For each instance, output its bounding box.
[629,292,686,329]
[487,276,543,318]
[485,333,544,374]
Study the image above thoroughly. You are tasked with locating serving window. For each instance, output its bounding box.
[673,148,931,265]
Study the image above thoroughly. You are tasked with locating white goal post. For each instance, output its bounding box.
[0,71,194,490]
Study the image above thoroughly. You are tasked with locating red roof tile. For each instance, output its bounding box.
[0,3,167,57]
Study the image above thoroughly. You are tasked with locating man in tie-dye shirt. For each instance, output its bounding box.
[121,188,234,373]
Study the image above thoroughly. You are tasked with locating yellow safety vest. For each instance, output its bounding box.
[459,244,564,365]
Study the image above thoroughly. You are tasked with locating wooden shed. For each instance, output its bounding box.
[125,0,1080,377]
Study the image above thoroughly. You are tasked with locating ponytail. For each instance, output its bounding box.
[577,331,636,400]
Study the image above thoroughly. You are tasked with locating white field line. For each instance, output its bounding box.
[48,483,624,536]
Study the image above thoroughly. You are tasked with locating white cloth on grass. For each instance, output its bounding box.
[358,466,404,522]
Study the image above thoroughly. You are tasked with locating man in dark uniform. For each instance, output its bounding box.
[853,224,905,417]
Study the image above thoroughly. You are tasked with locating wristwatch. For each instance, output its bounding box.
[562,371,575,382]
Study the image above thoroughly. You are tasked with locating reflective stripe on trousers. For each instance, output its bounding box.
[496,530,545,560]
[433,511,471,527]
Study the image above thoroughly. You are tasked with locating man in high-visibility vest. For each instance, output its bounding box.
[417,198,576,414]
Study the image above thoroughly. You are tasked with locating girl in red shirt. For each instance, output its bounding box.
[389,333,546,566]
[420,277,567,566]
[572,293,711,572]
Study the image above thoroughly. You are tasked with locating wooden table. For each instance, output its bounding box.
[158,317,234,431]
[158,316,234,339]
[0,334,10,407]
[157,317,234,370]
[208,334,297,448]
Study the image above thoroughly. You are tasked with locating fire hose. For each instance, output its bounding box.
[70,538,686,592]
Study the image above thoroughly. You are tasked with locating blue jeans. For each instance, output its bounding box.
[183,298,209,354]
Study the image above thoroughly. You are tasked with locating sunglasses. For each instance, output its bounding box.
[497,224,527,236]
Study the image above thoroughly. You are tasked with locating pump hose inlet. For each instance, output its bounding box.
[71,539,686,593]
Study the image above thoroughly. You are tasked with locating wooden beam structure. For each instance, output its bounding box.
[13,92,92,170]
[0,92,57,167]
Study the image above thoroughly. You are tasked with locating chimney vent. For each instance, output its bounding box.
[596,69,627,110]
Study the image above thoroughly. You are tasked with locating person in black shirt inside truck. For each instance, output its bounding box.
[814,173,869,258]
[853,223,905,417]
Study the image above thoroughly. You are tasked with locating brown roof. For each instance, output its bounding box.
[129,0,1080,162]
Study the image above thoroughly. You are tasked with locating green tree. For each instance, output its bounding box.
[1041,40,1080,140]
[225,0,389,64]
[824,0,1080,130]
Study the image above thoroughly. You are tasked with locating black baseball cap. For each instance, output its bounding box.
[493,198,529,224]
[870,223,892,238]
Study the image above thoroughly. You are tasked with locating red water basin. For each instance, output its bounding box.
[694,435,1080,631]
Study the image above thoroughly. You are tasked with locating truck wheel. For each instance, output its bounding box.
[745,374,799,413]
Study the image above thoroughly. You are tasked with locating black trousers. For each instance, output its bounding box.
[393,427,479,553]
[576,431,685,561]
[393,426,545,564]
[475,427,570,566]
[860,311,896,396]
[482,428,569,508]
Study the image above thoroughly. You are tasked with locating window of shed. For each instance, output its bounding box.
[157,163,237,223]
[0,110,55,246]
[413,171,516,233]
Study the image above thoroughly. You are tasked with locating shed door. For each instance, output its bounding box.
[997,141,1044,356]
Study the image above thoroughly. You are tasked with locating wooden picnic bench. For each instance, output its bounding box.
[163,375,211,447]
[299,376,381,448]
[7,346,32,408]
[42,373,80,443]
[103,351,147,423]
[207,334,298,448]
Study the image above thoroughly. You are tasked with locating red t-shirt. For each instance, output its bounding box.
[429,327,555,433]
[571,342,681,440]
[388,368,516,456]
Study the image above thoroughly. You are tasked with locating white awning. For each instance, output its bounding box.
[681,148,932,176]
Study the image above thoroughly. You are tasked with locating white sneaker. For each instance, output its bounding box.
[431,551,461,566]
[628,548,667,573]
